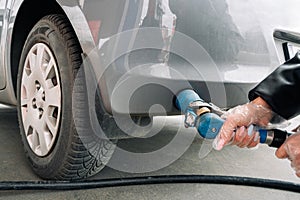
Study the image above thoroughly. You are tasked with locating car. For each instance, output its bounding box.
[0,0,299,180]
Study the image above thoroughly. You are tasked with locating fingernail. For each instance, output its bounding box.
[213,139,225,151]
[254,132,259,142]
[248,125,254,136]
[239,126,246,135]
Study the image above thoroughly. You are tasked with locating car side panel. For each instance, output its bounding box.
[0,0,9,90]
[77,0,300,114]
[0,0,21,105]
[1,0,300,114]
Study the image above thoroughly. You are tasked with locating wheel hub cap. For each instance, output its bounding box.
[20,43,62,157]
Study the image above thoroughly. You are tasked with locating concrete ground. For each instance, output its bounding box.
[0,105,300,200]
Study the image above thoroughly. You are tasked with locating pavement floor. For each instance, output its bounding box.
[0,105,300,199]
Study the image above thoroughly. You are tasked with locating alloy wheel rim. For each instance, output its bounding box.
[20,43,61,157]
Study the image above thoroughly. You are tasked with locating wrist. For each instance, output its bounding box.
[251,97,271,110]
[248,97,273,126]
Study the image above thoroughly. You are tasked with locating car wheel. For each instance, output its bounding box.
[17,14,116,180]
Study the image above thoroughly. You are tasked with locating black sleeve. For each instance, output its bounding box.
[248,52,300,119]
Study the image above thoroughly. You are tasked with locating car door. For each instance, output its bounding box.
[0,0,7,90]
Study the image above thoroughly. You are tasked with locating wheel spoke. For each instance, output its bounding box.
[45,115,57,139]
[28,51,36,71]
[35,122,51,156]
[21,73,36,98]
[36,44,45,70]
[23,115,34,134]
[21,98,29,108]
[46,85,61,107]
[43,58,55,80]
[27,129,38,152]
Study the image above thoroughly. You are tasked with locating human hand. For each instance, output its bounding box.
[276,133,300,177]
[213,97,272,150]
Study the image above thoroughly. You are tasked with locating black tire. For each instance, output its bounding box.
[17,14,116,180]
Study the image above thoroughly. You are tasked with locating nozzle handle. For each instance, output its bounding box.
[198,113,290,148]
[259,129,291,148]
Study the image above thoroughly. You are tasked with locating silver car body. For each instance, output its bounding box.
[0,0,300,115]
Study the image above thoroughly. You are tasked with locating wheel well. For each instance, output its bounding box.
[10,0,66,94]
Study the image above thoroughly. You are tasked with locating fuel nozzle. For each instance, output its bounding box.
[175,89,291,148]
[175,89,224,139]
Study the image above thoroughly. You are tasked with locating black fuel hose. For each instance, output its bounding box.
[1,175,300,193]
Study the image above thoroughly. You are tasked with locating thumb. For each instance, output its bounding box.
[275,144,288,159]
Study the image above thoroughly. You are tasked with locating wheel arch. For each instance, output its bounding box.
[10,0,95,96]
